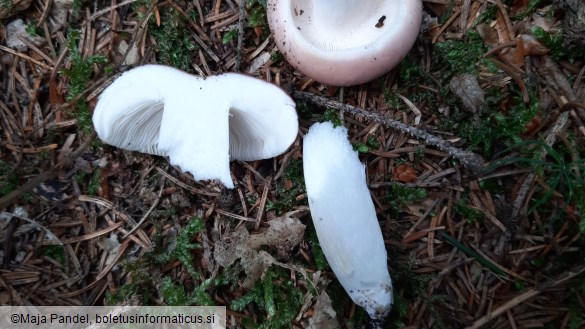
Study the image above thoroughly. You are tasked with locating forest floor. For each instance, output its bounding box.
[1,0,585,328]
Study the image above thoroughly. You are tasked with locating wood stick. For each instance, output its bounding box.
[293,91,485,174]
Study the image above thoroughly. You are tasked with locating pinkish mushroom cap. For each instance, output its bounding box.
[267,0,423,86]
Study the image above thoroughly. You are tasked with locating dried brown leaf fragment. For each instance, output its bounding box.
[449,73,485,114]
[212,208,308,288]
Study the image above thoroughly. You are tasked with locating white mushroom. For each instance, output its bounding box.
[303,122,393,320]
[93,65,298,188]
[267,0,423,86]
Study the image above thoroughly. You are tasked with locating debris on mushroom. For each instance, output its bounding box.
[93,64,298,188]
[303,122,393,320]
[267,0,423,86]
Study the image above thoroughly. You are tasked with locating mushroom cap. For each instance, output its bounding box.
[303,122,393,319]
[93,65,298,188]
[267,0,423,86]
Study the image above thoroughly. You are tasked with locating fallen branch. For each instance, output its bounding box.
[293,91,485,174]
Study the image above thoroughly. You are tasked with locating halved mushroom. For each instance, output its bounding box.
[267,0,423,86]
[303,122,393,320]
[93,64,298,188]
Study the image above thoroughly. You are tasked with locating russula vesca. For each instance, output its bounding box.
[93,64,298,188]
[267,0,423,86]
[303,122,393,320]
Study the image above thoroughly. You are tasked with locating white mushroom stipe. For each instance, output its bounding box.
[93,65,298,188]
[303,122,393,320]
[267,0,423,86]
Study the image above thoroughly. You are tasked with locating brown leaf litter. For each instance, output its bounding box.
[1,0,585,328]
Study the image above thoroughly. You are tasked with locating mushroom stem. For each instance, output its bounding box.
[303,122,393,319]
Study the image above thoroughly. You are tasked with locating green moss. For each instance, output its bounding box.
[71,0,88,17]
[568,307,584,329]
[325,280,367,327]
[514,0,543,19]
[131,0,150,18]
[434,30,493,76]
[383,90,402,109]
[456,87,539,154]
[305,223,328,271]
[296,101,312,120]
[320,108,343,127]
[230,268,304,329]
[453,194,484,223]
[532,26,585,62]
[150,207,180,219]
[388,54,442,107]
[61,30,108,135]
[353,136,380,154]
[0,160,20,197]
[270,51,284,64]
[383,184,428,217]
[472,4,497,26]
[25,22,42,37]
[487,139,585,233]
[40,245,66,267]
[222,29,238,44]
[399,54,426,83]
[105,262,154,305]
[266,159,307,215]
[161,276,215,306]
[150,7,198,72]
[87,169,101,196]
[154,217,205,278]
[0,0,13,10]
[246,0,267,28]
[387,293,409,328]
[106,217,210,305]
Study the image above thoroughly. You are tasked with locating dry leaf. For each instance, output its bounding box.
[50,0,73,29]
[307,291,338,329]
[213,207,308,287]
[117,40,141,66]
[449,73,485,114]
[476,24,500,48]
[248,208,306,248]
[246,52,271,74]
[6,19,44,52]
[518,34,549,57]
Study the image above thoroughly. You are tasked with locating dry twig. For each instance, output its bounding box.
[293,91,485,174]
